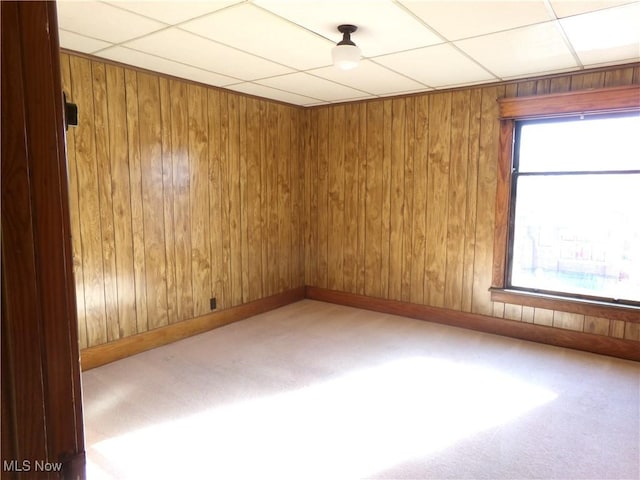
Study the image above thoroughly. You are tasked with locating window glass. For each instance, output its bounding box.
[518,114,640,173]
[509,114,640,304]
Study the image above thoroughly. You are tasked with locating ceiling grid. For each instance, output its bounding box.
[57,0,640,106]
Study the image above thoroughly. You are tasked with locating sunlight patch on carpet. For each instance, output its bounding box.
[88,357,557,479]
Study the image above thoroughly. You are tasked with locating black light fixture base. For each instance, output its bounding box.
[337,24,358,46]
[338,24,358,34]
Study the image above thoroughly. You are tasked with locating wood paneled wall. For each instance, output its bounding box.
[303,64,640,342]
[61,49,639,351]
[60,53,304,349]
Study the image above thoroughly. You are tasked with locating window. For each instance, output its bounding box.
[491,85,640,319]
[510,113,640,304]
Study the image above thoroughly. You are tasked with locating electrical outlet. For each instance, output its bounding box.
[210,297,216,310]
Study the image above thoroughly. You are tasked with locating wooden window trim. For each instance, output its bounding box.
[491,85,640,323]
[499,85,640,119]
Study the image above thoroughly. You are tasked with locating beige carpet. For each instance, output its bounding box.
[82,300,640,479]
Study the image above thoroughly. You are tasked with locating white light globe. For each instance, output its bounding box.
[332,44,361,70]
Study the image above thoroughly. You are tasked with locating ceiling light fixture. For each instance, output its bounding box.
[332,24,361,71]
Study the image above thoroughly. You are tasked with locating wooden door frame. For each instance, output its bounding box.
[1,1,85,478]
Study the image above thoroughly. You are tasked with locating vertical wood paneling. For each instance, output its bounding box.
[534,308,554,327]
[623,322,640,341]
[504,304,523,321]
[278,104,292,293]
[239,96,250,302]
[138,73,168,329]
[316,108,329,288]
[305,65,638,343]
[92,62,119,342]
[267,103,280,295]
[570,71,605,90]
[388,98,405,301]
[522,306,535,323]
[67,54,303,348]
[610,320,626,338]
[303,109,317,286]
[343,104,358,293]
[159,78,177,325]
[444,90,470,311]
[219,91,232,307]
[67,52,638,350]
[604,67,635,87]
[401,97,415,303]
[410,96,428,305]
[171,80,194,321]
[549,76,571,94]
[106,65,137,336]
[60,53,88,349]
[124,68,148,334]
[553,311,585,332]
[364,101,383,298]
[246,98,263,301]
[425,93,451,308]
[188,84,211,315]
[355,104,368,296]
[227,93,242,305]
[208,89,223,309]
[71,55,108,346]
[292,110,305,288]
[259,100,270,296]
[471,86,501,316]
[328,105,345,291]
[584,316,610,336]
[380,100,393,298]
[461,88,481,313]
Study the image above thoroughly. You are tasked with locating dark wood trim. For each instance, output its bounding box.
[498,85,640,119]
[2,2,85,478]
[81,287,305,370]
[305,287,640,362]
[491,119,514,288]
[1,3,49,473]
[490,288,640,323]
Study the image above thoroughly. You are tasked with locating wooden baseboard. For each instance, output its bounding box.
[305,286,640,362]
[81,287,305,370]
[82,285,638,369]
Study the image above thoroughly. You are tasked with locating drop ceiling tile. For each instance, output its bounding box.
[59,29,112,54]
[253,0,443,56]
[560,3,640,66]
[98,46,239,86]
[549,0,636,18]
[399,0,553,41]
[104,0,242,25]
[374,44,496,88]
[181,4,335,70]
[227,83,321,106]
[56,0,640,107]
[123,28,293,81]
[455,21,579,79]
[257,72,370,102]
[56,1,165,43]
[309,60,427,95]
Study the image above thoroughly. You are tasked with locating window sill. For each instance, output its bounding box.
[489,288,640,323]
